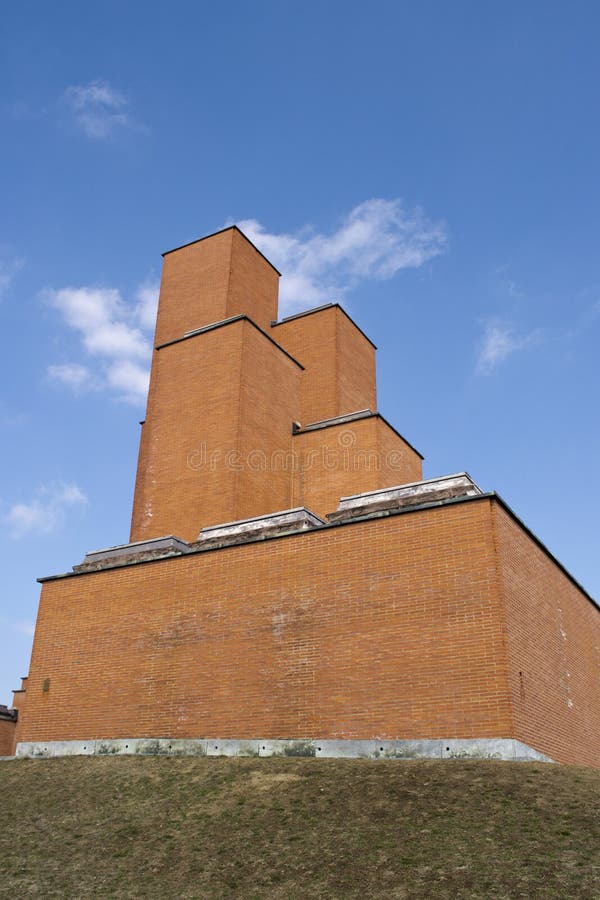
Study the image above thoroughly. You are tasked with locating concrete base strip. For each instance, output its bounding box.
[13,737,554,762]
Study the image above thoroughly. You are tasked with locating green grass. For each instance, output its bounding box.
[1,756,599,898]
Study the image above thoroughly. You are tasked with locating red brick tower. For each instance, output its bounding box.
[130,226,422,542]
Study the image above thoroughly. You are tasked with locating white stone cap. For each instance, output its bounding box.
[82,535,189,563]
[198,507,325,541]
[336,472,482,512]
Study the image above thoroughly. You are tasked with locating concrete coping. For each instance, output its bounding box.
[301,409,375,432]
[81,535,190,565]
[197,507,325,542]
[326,473,484,523]
[338,472,482,509]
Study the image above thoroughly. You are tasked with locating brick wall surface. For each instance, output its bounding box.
[130,318,302,542]
[375,418,423,489]
[20,499,515,745]
[225,228,280,330]
[0,718,15,756]
[227,320,301,524]
[154,227,279,348]
[131,321,245,542]
[292,417,423,519]
[494,504,600,767]
[273,306,376,425]
[335,310,377,418]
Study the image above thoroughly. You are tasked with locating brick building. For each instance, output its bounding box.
[5,226,600,765]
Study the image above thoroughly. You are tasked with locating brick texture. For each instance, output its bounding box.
[291,417,423,519]
[0,718,15,756]
[494,504,600,767]
[18,499,519,745]
[154,227,279,347]
[273,306,376,424]
[131,318,302,542]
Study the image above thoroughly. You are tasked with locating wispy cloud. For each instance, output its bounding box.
[47,363,95,391]
[236,198,447,315]
[476,320,539,375]
[492,263,526,301]
[0,254,24,299]
[106,359,152,405]
[135,279,160,331]
[5,482,88,538]
[45,280,158,404]
[64,79,140,140]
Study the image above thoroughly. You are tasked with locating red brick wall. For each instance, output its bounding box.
[225,229,280,331]
[336,310,377,417]
[131,321,245,542]
[292,417,423,519]
[228,321,301,524]
[273,307,376,425]
[0,719,15,756]
[19,499,514,744]
[131,319,302,542]
[494,504,600,767]
[375,418,423,490]
[154,228,279,348]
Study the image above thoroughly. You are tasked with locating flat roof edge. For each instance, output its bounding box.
[272,303,377,349]
[156,314,304,369]
[490,492,598,611]
[36,493,597,611]
[375,413,424,460]
[161,225,281,275]
[293,410,424,459]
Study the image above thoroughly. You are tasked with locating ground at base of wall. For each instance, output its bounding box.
[13,736,553,762]
[0,756,599,899]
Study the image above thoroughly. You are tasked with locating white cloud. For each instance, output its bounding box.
[64,80,137,140]
[236,198,447,315]
[45,200,442,403]
[106,359,150,405]
[47,363,94,390]
[46,283,154,404]
[48,287,149,359]
[476,320,538,375]
[135,280,160,331]
[5,482,88,538]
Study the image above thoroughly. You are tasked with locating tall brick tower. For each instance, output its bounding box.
[130,226,422,543]
[6,224,600,768]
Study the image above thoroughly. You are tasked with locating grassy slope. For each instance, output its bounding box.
[1,757,599,898]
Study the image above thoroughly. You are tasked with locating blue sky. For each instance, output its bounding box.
[1,1,599,703]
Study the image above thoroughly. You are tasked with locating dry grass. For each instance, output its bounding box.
[1,756,599,898]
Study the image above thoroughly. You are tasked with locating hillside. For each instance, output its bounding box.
[1,756,599,898]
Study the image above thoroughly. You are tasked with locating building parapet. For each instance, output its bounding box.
[192,507,325,548]
[74,535,190,573]
[328,472,482,522]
